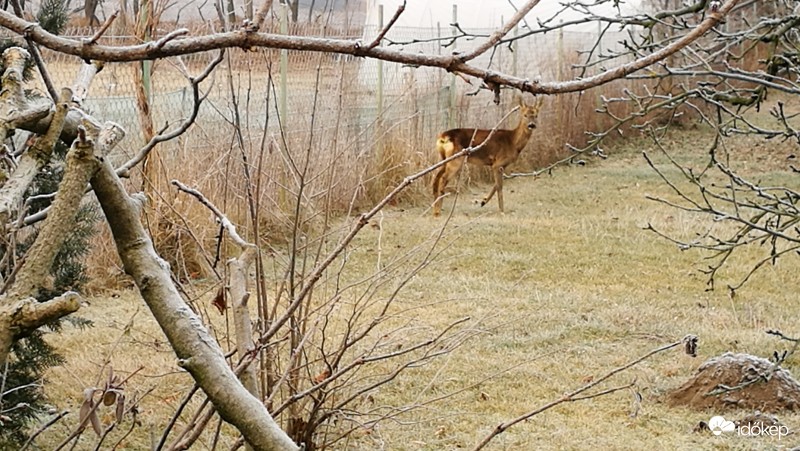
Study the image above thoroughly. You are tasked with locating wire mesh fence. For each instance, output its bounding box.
[27,22,630,166]
[5,20,643,275]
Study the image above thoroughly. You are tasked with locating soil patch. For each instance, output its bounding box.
[668,353,800,412]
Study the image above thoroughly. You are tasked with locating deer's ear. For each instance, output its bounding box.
[533,95,544,111]
[515,94,524,107]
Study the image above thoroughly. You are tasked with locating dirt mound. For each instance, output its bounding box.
[668,352,800,412]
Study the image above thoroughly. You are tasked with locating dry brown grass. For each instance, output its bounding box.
[24,25,791,449]
[31,28,650,286]
[33,117,800,450]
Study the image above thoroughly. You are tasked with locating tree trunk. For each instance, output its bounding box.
[0,108,125,366]
[0,51,104,226]
[228,248,260,400]
[0,45,297,449]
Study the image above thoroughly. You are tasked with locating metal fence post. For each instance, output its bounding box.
[279,3,289,150]
[449,4,458,128]
[512,24,518,77]
[377,5,384,123]
[557,22,564,80]
[140,0,151,107]
[557,21,564,133]
[752,2,759,66]
[438,21,446,128]
[498,16,504,72]
[595,21,604,130]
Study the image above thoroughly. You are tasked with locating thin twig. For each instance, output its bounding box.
[472,336,696,450]
[155,29,190,49]
[154,385,200,451]
[457,0,542,63]
[365,1,405,50]
[20,410,69,450]
[84,11,119,45]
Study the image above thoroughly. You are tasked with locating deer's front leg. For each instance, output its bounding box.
[494,167,505,212]
[480,166,504,211]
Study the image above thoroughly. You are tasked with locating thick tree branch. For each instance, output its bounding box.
[254,0,275,31]
[8,122,124,300]
[90,158,298,450]
[0,0,739,95]
[0,48,52,144]
[7,292,81,333]
[0,292,81,365]
[8,0,57,101]
[0,86,69,226]
[0,48,103,149]
[70,61,105,106]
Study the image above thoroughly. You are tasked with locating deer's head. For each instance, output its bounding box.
[518,96,545,130]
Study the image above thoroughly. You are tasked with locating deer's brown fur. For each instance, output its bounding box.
[431,97,544,216]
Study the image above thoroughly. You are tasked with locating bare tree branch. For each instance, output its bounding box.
[364,0,406,51]
[457,0,541,63]
[472,336,697,450]
[89,153,299,450]
[0,1,740,96]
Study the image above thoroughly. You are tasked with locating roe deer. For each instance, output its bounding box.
[431,96,544,217]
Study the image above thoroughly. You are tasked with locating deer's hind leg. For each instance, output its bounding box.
[432,166,446,216]
[432,158,464,217]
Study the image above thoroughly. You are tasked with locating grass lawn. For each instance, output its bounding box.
[38,126,800,450]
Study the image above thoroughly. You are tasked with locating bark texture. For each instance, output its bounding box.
[0,122,124,364]
[228,247,260,400]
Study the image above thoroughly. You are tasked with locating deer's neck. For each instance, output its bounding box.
[512,119,533,151]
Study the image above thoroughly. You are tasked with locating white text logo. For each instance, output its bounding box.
[709,415,789,439]
[709,416,735,436]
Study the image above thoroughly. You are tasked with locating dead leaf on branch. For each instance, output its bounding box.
[212,286,226,314]
[78,388,101,436]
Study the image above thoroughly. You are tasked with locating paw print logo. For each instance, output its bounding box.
[709,416,735,436]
